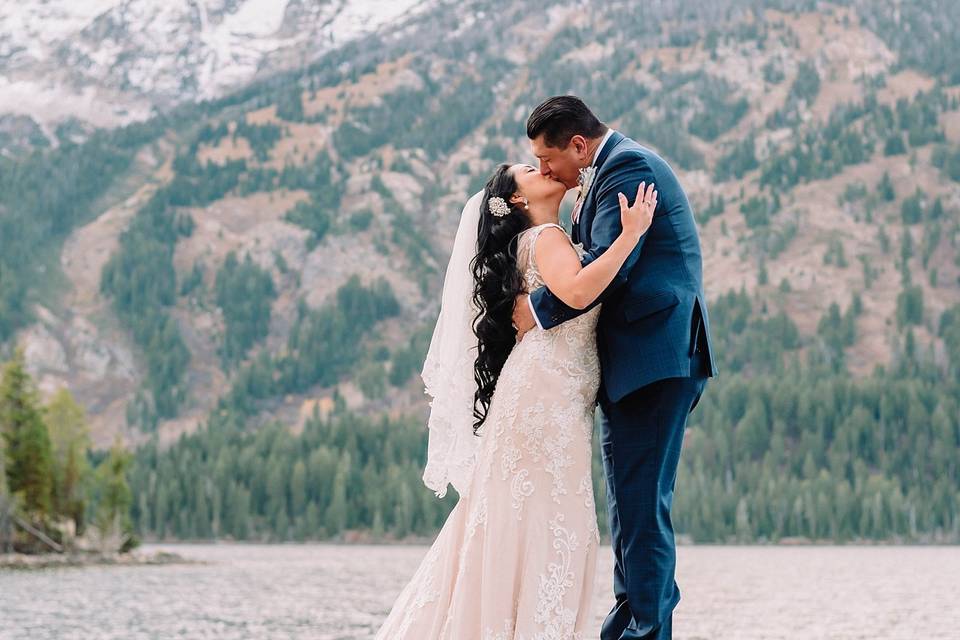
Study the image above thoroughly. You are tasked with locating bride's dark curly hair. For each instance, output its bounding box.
[471,164,531,433]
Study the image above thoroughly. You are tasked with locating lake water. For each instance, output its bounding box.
[1,543,957,639]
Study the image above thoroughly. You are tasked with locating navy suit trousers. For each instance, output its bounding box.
[598,347,709,640]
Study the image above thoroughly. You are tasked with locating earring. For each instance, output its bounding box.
[523,198,529,210]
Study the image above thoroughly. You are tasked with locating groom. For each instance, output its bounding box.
[512,96,716,640]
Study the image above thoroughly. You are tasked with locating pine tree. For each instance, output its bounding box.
[305,500,321,538]
[94,436,133,541]
[325,455,349,536]
[0,426,7,498]
[291,460,307,515]
[195,483,211,538]
[45,388,92,532]
[0,423,9,551]
[878,171,896,201]
[0,348,54,519]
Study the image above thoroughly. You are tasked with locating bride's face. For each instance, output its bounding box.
[508,163,567,208]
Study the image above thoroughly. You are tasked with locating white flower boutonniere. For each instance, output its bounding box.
[578,166,596,201]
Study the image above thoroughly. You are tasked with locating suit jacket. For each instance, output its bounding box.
[529,130,717,403]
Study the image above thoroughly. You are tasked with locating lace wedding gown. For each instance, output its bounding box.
[374,223,602,640]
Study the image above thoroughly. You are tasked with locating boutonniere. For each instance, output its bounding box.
[577,166,596,201]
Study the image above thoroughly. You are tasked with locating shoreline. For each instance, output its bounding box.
[0,549,203,571]
[5,540,956,571]
[135,537,960,547]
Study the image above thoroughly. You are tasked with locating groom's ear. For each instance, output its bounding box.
[569,135,588,158]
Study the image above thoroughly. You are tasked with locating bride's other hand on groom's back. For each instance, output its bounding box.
[512,294,535,341]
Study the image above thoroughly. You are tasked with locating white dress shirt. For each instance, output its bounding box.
[526,129,616,330]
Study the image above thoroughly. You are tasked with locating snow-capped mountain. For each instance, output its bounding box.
[0,0,429,143]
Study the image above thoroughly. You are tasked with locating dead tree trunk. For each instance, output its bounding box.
[0,495,64,554]
[0,494,11,553]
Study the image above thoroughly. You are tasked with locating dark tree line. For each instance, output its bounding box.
[99,188,193,424]
[128,285,960,543]
[215,252,277,368]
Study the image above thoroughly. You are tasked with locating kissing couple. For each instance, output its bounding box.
[375,95,716,640]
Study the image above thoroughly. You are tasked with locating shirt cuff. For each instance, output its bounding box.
[527,295,544,331]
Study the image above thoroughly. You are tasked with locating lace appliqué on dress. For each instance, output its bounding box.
[376,222,601,640]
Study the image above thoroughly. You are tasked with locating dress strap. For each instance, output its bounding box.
[519,222,565,257]
[536,222,566,233]
[526,222,566,246]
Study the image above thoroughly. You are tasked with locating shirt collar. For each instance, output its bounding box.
[591,128,616,167]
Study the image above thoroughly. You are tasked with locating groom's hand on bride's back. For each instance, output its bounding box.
[512,294,536,341]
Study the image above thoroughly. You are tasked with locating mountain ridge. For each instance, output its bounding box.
[1,0,959,451]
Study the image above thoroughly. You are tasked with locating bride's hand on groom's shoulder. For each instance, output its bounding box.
[619,181,657,241]
[512,294,535,341]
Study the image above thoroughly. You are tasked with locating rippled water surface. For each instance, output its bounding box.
[1,543,957,639]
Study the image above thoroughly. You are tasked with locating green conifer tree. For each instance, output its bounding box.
[0,349,54,519]
[45,388,92,532]
[94,436,133,541]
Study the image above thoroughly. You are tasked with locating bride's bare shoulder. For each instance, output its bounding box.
[529,224,575,269]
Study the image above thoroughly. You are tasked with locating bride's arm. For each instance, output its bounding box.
[534,183,656,310]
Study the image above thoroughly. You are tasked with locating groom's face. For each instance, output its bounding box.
[530,134,591,191]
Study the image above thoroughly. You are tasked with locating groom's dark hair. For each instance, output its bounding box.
[526,95,606,148]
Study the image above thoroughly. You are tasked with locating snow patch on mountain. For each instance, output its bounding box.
[0,0,429,134]
[327,0,430,46]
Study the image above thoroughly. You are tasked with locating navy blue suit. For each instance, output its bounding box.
[529,131,716,640]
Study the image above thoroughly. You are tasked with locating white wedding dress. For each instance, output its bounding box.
[374,222,602,640]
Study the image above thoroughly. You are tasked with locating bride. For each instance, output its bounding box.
[374,162,656,639]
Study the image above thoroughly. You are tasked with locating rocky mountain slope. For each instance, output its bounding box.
[4,0,960,450]
[0,0,428,152]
